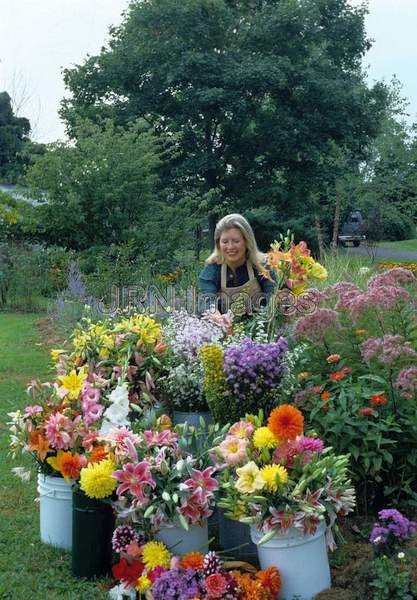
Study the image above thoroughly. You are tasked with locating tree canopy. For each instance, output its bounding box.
[61,0,388,231]
[0,91,31,183]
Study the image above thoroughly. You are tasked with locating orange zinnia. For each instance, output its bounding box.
[320,391,331,401]
[370,394,387,407]
[354,329,368,335]
[326,354,341,364]
[181,551,204,570]
[257,566,281,596]
[60,452,83,480]
[268,405,304,441]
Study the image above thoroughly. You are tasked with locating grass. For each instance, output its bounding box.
[0,313,109,600]
[377,239,417,252]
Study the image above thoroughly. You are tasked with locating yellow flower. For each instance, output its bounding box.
[260,464,288,491]
[58,368,86,400]
[135,575,151,591]
[253,427,280,449]
[51,348,66,362]
[309,261,327,280]
[79,458,116,499]
[297,372,309,381]
[47,450,65,472]
[236,461,265,494]
[142,541,171,569]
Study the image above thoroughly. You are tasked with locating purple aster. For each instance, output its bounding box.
[223,337,288,402]
[151,568,203,600]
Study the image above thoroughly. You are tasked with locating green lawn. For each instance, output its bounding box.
[0,313,109,600]
[377,239,417,252]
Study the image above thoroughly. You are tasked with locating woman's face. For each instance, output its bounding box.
[219,227,247,267]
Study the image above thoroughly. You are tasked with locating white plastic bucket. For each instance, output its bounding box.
[37,473,73,550]
[155,521,208,554]
[250,522,331,600]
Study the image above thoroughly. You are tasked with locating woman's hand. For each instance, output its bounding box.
[204,309,232,333]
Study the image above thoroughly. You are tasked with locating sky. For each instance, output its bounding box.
[0,0,416,143]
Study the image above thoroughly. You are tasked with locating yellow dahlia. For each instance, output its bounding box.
[260,464,288,491]
[142,541,171,569]
[253,427,280,449]
[79,458,117,499]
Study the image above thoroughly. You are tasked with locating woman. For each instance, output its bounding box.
[199,214,275,328]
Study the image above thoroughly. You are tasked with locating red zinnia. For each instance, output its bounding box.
[329,367,352,382]
[268,404,304,440]
[370,394,387,407]
[204,573,228,598]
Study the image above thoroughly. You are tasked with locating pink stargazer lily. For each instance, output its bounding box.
[113,461,156,504]
[143,430,179,447]
[183,467,219,495]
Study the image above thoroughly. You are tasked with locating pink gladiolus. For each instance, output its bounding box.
[82,381,101,404]
[113,461,155,503]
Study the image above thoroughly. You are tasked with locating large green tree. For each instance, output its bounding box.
[0,91,31,182]
[25,119,186,254]
[61,0,388,236]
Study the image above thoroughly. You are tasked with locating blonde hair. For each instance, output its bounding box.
[206,213,266,272]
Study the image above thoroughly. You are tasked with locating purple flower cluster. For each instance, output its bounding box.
[152,568,202,600]
[395,367,417,399]
[166,310,223,362]
[360,335,417,365]
[368,268,415,289]
[370,509,417,545]
[294,308,341,341]
[223,337,288,401]
[111,525,139,553]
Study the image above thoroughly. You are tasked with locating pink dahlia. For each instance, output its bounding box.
[204,573,228,599]
[45,412,74,450]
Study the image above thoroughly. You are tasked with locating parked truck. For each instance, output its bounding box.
[338,210,367,247]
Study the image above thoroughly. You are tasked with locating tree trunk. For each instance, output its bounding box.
[314,214,325,259]
[331,195,341,257]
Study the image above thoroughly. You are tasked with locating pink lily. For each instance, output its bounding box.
[113,461,156,504]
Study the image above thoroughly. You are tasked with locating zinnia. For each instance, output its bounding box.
[181,552,204,570]
[326,354,341,364]
[79,458,117,499]
[370,394,387,406]
[268,405,304,440]
[204,573,228,599]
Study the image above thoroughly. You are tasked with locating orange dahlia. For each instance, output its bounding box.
[181,551,204,570]
[60,452,83,480]
[89,445,108,463]
[268,404,304,440]
[257,566,281,596]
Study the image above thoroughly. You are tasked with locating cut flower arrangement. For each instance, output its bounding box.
[213,404,355,548]
[92,414,230,533]
[8,313,168,480]
[109,535,281,600]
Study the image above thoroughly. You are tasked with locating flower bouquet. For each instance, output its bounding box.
[199,337,288,425]
[161,310,223,416]
[109,537,282,600]
[106,414,228,552]
[213,404,355,599]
